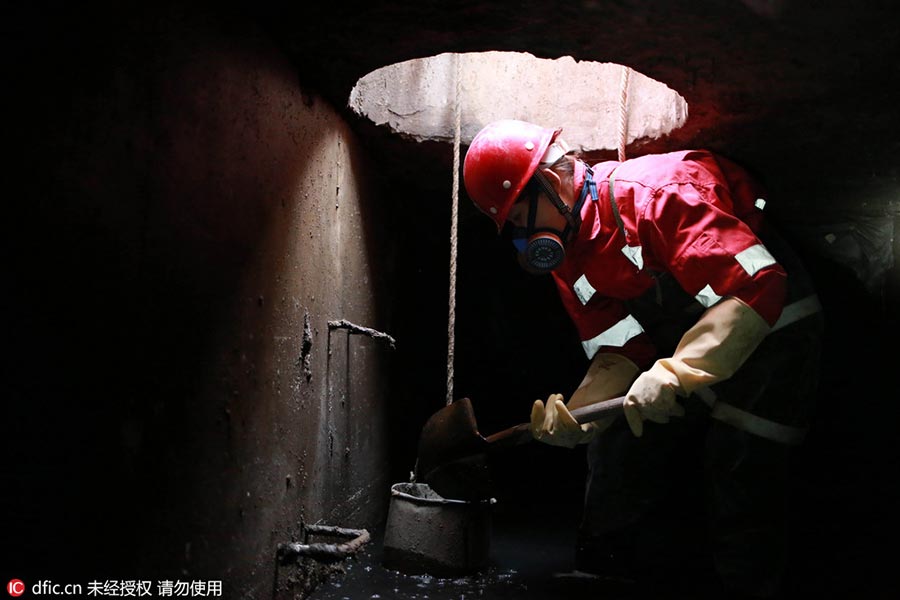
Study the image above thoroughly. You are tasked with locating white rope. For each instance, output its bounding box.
[617,65,631,162]
[447,54,461,406]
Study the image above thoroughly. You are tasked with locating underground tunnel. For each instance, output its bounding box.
[3,1,900,599]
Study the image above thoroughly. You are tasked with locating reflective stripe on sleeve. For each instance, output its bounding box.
[574,275,596,305]
[695,284,722,308]
[581,314,644,359]
[735,244,777,276]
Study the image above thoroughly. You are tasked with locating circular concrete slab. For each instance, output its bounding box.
[349,51,688,151]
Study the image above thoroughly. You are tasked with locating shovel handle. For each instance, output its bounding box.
[570,394,626,424]
[482,395,626,447]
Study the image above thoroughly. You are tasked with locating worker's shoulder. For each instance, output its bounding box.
[620,149,724,187]
[625,149,719,171]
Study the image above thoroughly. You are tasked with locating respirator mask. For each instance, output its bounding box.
[509,165,595,274]
[509,190,570,273]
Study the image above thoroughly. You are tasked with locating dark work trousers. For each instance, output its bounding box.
[578,226,824,598]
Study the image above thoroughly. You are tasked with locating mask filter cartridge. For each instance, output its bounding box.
[524,231,565,272]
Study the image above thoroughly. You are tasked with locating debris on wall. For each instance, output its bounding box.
[301,310,313,382]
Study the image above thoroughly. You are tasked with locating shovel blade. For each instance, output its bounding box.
[415,398,493,498]
[415,395,628,500]
[423,454,494,501]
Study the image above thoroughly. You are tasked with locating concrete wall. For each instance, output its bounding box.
[3,5,395,597]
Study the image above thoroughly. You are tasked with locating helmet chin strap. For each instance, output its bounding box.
[532,169,580,243]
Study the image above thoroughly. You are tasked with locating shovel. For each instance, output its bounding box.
[415,395,626,500]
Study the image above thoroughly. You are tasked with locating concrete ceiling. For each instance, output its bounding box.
[255,0,900,218]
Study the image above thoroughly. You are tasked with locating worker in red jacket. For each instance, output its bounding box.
[463,119,823,598]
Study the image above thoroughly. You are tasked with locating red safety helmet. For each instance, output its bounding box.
[463,119,562,231]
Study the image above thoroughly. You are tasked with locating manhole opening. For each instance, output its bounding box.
[349,51,688,151]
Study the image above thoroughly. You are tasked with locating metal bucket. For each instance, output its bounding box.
[382,482,495,576]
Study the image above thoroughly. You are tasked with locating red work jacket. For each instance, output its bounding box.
[553,150,787,368]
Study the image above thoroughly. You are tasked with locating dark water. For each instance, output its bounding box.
[310,440,714,600]
[308,493,661,600]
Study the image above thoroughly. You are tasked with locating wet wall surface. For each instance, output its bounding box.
[3,4,397,597]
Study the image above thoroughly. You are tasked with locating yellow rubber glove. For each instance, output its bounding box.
[530,353,639,448]
[624,297,771,437]
[531,394,593,448]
